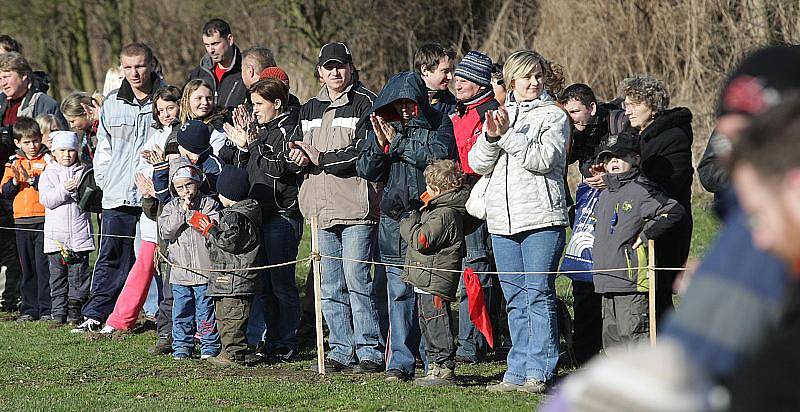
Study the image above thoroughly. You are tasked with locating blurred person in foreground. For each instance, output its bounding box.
[541,45,800,412]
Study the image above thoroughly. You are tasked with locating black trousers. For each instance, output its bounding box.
[571,280,602,365]
[16,222,51,318]
[155,260,173,339]
[0,227,21,311]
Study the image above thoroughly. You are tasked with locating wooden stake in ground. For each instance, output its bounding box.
[648,239,657,346]
[311,216,325,374]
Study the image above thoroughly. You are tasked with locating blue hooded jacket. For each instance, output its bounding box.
[357,72,456,264]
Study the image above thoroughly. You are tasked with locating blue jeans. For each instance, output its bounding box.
[385,265,427,374]
[318,224,384,365]
[492,227,565,384]
[458,220,494,362]
[247,214,303,350]
[171,284,220,357]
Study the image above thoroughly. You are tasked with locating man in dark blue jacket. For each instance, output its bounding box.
[414,44,456,116]
[357,71,455,381]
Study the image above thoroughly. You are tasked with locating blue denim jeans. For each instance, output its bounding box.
[457,220,494,362]
[385,265,427,375]
[143,275,159,317]
[318,224,384,365]
[171,284,220,357]
[492,227,565,384]
[249,214,303,351]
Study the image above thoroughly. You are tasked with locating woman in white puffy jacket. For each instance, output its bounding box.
[468,50,570,394]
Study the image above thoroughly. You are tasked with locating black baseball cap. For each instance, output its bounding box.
[596,133,639,162]
[318,42,352,66]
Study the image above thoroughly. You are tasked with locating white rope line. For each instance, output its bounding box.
[156,250,312,273]
[317,254,686,275]
[0,225,687,276]
[0,225,138,239]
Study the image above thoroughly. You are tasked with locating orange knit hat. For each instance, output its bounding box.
[258,66,290,89]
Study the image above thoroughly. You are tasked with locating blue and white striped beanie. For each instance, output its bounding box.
[454,51,493,87]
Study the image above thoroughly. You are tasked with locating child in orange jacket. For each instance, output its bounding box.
[1,117,52,321]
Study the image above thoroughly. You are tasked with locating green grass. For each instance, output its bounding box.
[0,197,721,411]
[0,321,539,411]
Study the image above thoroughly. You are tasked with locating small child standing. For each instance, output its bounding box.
[194,165,262,367]
[39,131,94,324]
[159,157,221,360]
[591,133,686,350]
[399,159,469,386]
[0,117,52,322]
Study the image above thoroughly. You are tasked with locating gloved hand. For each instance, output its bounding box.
[189,211,215,236]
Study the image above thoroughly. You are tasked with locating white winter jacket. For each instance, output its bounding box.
[467,91,570,236]
[135,125,173,243]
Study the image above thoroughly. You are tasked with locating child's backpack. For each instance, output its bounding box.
[76,167,102,213]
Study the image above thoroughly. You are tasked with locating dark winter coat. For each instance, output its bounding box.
[188,45,247,110]
[205,198,263,297]
[592,169,685,293]
[218,109,302,220]
[430,88,457,116]
[357,71,456,265]
[636,107,694,211]
[399,188,469,300]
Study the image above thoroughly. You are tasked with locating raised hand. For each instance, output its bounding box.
[63,177,78,192]
[141,145,165,165]
[370,113,396,146]
[223,122,249,148]
[134,172,155,198]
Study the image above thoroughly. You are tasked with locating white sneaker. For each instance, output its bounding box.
[99,325,116,334]
[70,318,101,333]
[200,354,214,360]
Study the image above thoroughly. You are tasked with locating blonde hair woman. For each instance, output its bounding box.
[179,79,228,154]
[468,50,570,394]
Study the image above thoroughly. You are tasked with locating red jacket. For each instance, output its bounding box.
[450,91,499,176]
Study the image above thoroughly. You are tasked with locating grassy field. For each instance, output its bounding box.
[0,197,720,411]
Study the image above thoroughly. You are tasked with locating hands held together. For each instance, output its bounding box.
[287,141,319,167]
[370,113,396,147]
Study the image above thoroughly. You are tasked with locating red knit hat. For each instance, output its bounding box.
[258,66,290,89]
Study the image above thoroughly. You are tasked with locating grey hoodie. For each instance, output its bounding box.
[159,157,220,286]
[592,169,686,293]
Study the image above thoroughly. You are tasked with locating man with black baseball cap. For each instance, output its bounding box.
[318,42,352,66]
[286,43,385,374]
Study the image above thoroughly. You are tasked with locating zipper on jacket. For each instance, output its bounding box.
[224,80,239,108]
[624,247,633,281]
[505,152,512,233]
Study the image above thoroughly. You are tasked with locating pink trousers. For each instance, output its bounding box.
[105,240,157,330]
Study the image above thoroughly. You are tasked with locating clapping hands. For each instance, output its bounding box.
[484,106,510,138]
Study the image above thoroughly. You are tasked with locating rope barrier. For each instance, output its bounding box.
[0,224,687,276]
[0,225,138,240]
[156,250,313,273]
[317,254,686,275]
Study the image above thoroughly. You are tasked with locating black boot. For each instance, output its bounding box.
[148,334,173,355]
[67,300,82,325]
